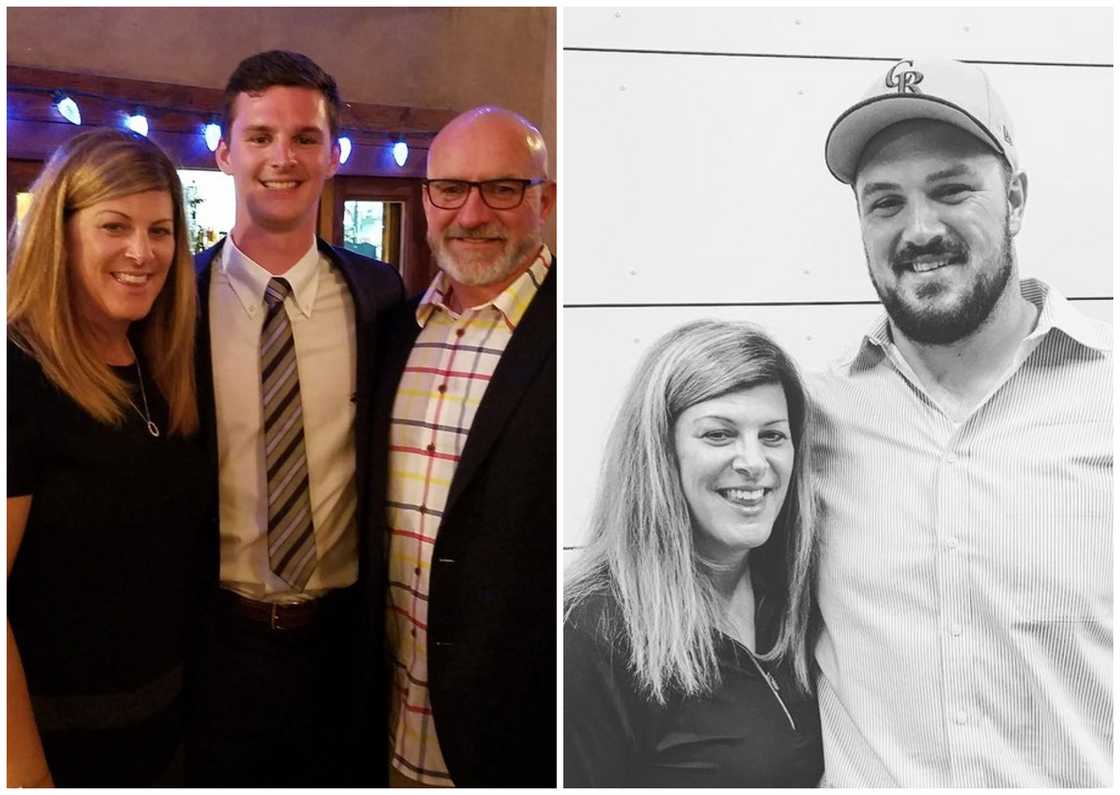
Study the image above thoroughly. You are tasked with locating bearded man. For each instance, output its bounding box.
[809,58,1112,786]
[360,106,557,787]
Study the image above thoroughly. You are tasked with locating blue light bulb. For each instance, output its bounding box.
[204,122,221,152]
[53,92,81,126]
[392,140,409,167]
[125,110,149,137]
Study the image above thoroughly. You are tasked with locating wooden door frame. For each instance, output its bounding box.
[323,175,433,297]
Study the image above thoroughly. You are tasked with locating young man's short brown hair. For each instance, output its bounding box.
[222,50,341,140]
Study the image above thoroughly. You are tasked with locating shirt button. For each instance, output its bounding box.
[946,453,959,464]
[414,567,420,576]
[954,711,967,725]
[945,536,959,550]
[437,383,447,393]
[426,443,436,453]
[456,328,465,337]
[950,623,963,637]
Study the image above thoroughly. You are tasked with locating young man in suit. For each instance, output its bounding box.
[190,50,402,785]
[364,106,557,787]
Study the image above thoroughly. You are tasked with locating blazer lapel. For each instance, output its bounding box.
[443,268,556,514]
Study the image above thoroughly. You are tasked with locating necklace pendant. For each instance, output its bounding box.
[146,420,160,438]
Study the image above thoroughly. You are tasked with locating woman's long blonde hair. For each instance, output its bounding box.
[8,128,198,435]
[565,320,819,704]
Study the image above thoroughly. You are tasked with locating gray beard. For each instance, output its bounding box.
[429,232,540,288]
[869,225,1015,346]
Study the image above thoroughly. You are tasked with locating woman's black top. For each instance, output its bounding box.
[564,588,823,787]
[6,339,209,786]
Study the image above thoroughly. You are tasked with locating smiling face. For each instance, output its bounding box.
[216,85,339,237]
[423,110,555,305]
[66,189,176,339]
[854,120,1026,345]
[673,383,794,566]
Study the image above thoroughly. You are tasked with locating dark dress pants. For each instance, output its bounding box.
[186,588,361,786]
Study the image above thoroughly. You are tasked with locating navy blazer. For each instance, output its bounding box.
[362,263,557,786]
[192,238,404,597]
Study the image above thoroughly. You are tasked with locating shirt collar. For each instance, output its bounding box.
[415,244,552,328]
[854,276,1110,369]
[220,236,322,318]
[1021,277,1111,352]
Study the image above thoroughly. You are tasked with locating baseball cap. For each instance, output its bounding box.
[825,57,1019,185]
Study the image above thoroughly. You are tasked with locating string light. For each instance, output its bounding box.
[12,85,431,164]
[392,138,409,167]
[203,117,222,152]
[51,90,81,125]
[125,107,149,137]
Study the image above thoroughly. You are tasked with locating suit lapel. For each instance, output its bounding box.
[444,268,556,515]
[323,242,371,323]
[319,241,369,407]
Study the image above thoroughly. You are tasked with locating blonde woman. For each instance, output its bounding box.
[7,128,206,786]
[564,320,823,786]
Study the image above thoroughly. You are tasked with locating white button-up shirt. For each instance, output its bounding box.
[209,237,359,602]
[810,279,1112,786]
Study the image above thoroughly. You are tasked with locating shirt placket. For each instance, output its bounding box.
[932,417,977,784]
[882,344,976,784]
[406,318,464,779]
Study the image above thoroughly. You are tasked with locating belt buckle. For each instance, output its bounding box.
[270,602,286,631]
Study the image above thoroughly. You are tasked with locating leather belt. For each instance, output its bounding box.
[218,589,344,631]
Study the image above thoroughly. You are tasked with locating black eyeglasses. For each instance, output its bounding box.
[422,178,550,210]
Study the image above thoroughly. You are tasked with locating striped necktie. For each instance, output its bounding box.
[260,277,317,590]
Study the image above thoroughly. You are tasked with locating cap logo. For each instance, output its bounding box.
[885,59,924,94]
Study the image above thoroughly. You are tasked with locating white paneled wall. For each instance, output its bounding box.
[564,7,1113,64]
[562,6,1114,552]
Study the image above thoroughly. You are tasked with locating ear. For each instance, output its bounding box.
[537,180,557,223]
[326,140,341,179]
[215,139,233,175]
[1006,170,1028,237]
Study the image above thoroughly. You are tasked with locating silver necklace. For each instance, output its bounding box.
[124,340,160,438]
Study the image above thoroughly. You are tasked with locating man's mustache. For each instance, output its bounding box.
[444,225,507,240]
[891,237,968,269]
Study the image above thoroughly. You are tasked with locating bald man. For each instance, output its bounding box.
[360,106,557,787]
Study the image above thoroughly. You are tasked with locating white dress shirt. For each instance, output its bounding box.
[810,279,1112,786]
[209,237,359,602]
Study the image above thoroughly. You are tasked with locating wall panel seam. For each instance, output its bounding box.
[564,297,1113,309]
[564,47,1114,69]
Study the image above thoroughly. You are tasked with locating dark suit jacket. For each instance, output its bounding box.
[363,263,557,787]
[190,239,403,777]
